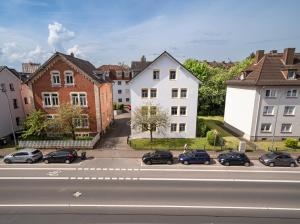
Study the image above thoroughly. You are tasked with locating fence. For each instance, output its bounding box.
[19,133,100,149]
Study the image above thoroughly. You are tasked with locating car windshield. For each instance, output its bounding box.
[265,153,278,159]
[32,150,41,154]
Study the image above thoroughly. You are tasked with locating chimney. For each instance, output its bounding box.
[283,48,295,65]
[70,52,74,57]
[141,55,146,62]
[255,50,264,63]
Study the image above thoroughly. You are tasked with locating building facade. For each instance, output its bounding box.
[224,48,300,141]
[130,51,200,139]
[28,52,113,136]
[96,65,131,105]
[0,66,34,139]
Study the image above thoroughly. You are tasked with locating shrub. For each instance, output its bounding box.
[285,138,298,148]
[113,103,117,110]
[76,136,93,140]
[206,130,222,146]
[118,104,124,110]
[196,120,210,137]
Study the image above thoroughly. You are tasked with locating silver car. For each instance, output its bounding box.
[3,148,43,164]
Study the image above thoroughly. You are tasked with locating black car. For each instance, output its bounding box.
[259,152,296,167]
[43,149,78,164]
[297,156,300,164]
[218,151,250,166]
[178,150,211,165]
[142,150,173,165]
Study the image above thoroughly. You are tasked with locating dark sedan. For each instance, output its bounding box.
[218,151,250,166]
[178,150,211,165]
[142,150,173,165]
[259,152,296,167]
[43,149,78,164]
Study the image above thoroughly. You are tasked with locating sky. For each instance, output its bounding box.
[1,0,300,70]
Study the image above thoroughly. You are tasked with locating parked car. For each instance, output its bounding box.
[297,156,300,164]
[43,149,78,164]
[217,151,250,166]
[142,150,173,165]
[178,150,211,165]
[3,148,43,164]
[259,152,296,167]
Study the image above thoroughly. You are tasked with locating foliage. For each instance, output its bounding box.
[76,136,93,140]
[21,110,49,140]
[285,138,298,148]
[113,103,124,110]
[196,118,211,137]
[131,104,170,142]
[184,57,254,115]
[206,130,223,146]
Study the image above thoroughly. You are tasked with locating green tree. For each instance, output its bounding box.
[21,110,49,140]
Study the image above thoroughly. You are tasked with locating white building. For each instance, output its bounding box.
[130,51,201,139]
[0,66,34,139]
[96,65,131,105]
[224,48,300,141]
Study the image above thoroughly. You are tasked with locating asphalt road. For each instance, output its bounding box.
[0,158,300,223]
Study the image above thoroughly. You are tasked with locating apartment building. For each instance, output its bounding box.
[130,51,200,139]
[224,48,300,141]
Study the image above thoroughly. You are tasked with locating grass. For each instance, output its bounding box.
[255,141,300,152]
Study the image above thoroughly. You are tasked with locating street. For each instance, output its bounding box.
[0,158,299,223]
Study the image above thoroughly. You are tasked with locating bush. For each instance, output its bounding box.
[113,103,117,110]
[76,136,93,140]
[118,104,124,110]
[196,120,210,137]
[206,130,222,146]
[285,138,298,148]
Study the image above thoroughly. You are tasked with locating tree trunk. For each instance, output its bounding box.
[71,128,76,140]
[150,130,153,142]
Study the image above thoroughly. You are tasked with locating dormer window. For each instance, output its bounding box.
[124,71,130,78]
[116,71,122,78]
[287,70,297,80]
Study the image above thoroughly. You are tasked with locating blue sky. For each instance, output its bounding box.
[1,0,300,70]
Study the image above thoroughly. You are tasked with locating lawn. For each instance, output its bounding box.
[255,141,300,152]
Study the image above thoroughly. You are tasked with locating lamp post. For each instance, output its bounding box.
[0,86,17,146]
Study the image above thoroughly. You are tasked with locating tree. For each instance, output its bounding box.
[21,110,49,140]
[51,103,83,140]
[131,104,170,142]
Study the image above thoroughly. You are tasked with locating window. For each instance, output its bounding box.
[150,89,157,98]
[9,83,14,91]
[42,93,59,107]
[71,93,87,106]
[179,123,186,132]
[142,123,148,132]
[118,81,122,85]
[171,106,178,115]
[180,106,187,115]
[287,89,297,97]
[150,106,157,115]
[172,88,178,98]
[287,70,297,80]
[116,71,122,78]
[16,117,20,126]
[126,98,130,102]
[265,89,276,98]
[261,123,271,133]
[74,115,89,129]
[284,106,295,116]
[118,90,122,94]
[13,99,18,109]
[141,106,148,116]
[281,123,292,133]
[180,88,187,98]
[153,70,160,80]
[124,71,130,78]
[0,83,6,92]
[125,81,129,85]
[169,70,176,80]
[51,71,60,86]
[141,89,148,98]
[46,115,55,120]
[171,123,177,132]
[263,106,274,116]
[24,97,28,104]
[64,71,74,85]
[118,98,122,103]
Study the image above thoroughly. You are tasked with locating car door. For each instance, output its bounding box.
[194,154,202,164]
[11,152,23,163]
[152,154,160,164]
[274,155,284,166]
[281,155,292,166]
[13,152,28,163]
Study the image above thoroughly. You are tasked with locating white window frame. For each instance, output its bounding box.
[70,92,88,107]
[169,70,176,80]
[180,88,188,98]
[50,71,61,87]
[64,70,74,86]
[116,71,122,78]
[265,89,276,98]
[141,88,148,98]
[179,123,186,132]
[171,106,178,116]
[42,92,59,107]
[73,114,89,129]
[172,88,178,98]
[180,106,187,116]
[170,123,177,132]
[287,70,297,80]
[153,70,160,80]
[281,123,292,133]
[117,81,122,85]
[261,123,272,133]
[283,106,295,116]
[124,71,130,78]
[150,89,157,98]
[263,106,274,116]
[287,89,298,98]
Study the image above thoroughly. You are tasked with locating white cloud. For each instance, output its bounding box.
[48,22,75,51]
[67,45,81,57]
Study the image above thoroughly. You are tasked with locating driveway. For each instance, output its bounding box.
[95,112,131,150]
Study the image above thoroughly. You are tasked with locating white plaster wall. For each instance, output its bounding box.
[112,80,131,105]
[130,53,199,139]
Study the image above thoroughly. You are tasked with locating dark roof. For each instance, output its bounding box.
[227,50,300,86]
[130,51,201,83]
[131,61,152,72]
[28,52,109,84]
[96,64,131,81]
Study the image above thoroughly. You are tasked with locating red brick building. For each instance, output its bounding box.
[27,52,113,136]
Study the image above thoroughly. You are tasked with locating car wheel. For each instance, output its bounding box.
[204,160,210,165]
[183,161,189,165]
[269,162,275,167]
[167,160,173,165]
[146,160,152,165]
[290,162,296,167]
[224,162,230,166]
[26,159,33,164]
[44,159,49,164]
[4,159,11,164]
[244,162,250,167]
[65,159,70,164]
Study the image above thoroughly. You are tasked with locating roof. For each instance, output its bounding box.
[131,61,152,72]
[227,50,300,86]
[96,64,131,81]
[0,66,25,82]
[28,52,109,84]
[97,64,129,72]
[130,51,201,83]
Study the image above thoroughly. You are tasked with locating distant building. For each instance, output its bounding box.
[22,62,40,74]
[96,65,131,105]
[130,55,152,77]
[224,48,300,141]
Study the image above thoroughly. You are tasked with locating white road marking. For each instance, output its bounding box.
[0,204,299,211]
[91,177,96,180]
[73,191,82,198]
[103,168,108,171]
[90,168,95,171]
[96,168,101,170]
[0,168,76,170]
[109,168,114,171]
[0,177,69,180]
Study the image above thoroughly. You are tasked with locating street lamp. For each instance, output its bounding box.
[0,85,17,146]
